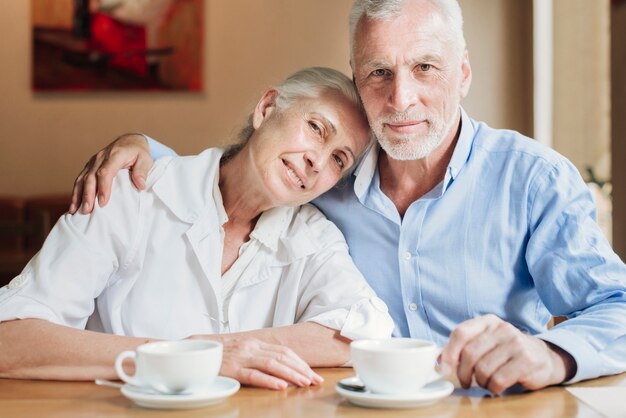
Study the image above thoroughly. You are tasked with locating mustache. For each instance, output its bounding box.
[380,112,431,125]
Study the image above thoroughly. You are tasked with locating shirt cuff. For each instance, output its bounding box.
[537,326,612,384]
[307,296,394,341]
[142,134,178,160]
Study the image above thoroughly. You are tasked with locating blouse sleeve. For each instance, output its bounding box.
[0,171,141,329]
[291,206,394,340]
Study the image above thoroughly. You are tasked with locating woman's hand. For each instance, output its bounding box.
[70,134,153,215]
[189,335,323,390]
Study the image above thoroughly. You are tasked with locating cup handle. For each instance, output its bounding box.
[115,351,141,387]
[427,346,446,384]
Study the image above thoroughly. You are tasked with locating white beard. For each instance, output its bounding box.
[373,110,456,161]
[378,129,444,160]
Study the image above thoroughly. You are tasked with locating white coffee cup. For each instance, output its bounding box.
[351,338,443,395]
[115,340,223,394]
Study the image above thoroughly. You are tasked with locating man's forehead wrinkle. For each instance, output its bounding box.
[356,30,448,65]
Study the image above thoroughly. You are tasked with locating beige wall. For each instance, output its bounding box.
[612,3,626,258]
[0,0,532,196]
[554,0,611,179]
[461,0,533,136]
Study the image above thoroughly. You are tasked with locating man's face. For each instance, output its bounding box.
[352,0,471,160]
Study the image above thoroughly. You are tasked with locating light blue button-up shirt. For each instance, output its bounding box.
[147,108,626,383]
[313,108,626,383]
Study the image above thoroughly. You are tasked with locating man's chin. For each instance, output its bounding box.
[378,136,441,161]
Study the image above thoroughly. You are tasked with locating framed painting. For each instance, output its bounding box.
[32,0,203,91]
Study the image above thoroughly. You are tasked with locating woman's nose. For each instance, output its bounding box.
[304,149,328,173]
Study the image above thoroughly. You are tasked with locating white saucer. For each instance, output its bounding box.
[335,376,454,409]
[121,376,240,409]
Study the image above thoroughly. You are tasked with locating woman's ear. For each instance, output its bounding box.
[252,89,279,129]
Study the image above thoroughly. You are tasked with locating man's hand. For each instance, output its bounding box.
[191,336,323,390]
[440,314,576,395]
[69,134,153,215]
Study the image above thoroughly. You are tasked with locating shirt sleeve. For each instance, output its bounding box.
[0,171,141,329]
[291,207,395,341]
[525,159,626,383]
[143,134,178,160]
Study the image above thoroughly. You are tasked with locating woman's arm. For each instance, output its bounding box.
[190,323,337,389]
[0,319,321,390]
[0,319,151,380]
[217,322,351,367]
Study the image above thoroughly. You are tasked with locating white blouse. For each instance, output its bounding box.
[0,148,393,341]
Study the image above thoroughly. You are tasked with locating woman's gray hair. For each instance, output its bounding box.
[349,0,466,59]
[226,67,364,161]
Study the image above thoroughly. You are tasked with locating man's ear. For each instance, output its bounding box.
[459,49,472,98]
[252,89,279,129]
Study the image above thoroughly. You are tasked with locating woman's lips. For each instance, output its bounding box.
[282,159,306,189]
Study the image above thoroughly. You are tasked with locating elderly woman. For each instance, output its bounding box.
[0,67,393,389]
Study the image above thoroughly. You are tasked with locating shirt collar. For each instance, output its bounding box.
[353,142,380,200]
[250,206,294,252]
[352,106,475,198]
[150,148,308,257]
[212,169,228,227]
[151,148,225,226]
[444,107,474,188]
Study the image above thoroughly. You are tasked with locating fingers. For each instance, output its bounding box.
[255,342,323,385]
[129,152,154,191]
[441,313,501,377]
[445,315,570,395]
[235,367,290,390]
[471,335,516,390]
[70,165,89,214]
[220,338,322,390]
[80,153,106,214]
[484,355,522,395]
[95,154,124,208]
[69,133,153,214]
[456,323,513,389]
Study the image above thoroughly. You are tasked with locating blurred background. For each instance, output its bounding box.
[0,0,624,282]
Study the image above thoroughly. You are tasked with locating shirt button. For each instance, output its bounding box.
[408,303,418,311]
[403,251,411,260]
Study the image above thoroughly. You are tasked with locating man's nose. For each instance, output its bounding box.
[389,72,419,112]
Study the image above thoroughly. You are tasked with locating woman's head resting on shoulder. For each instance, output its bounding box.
[223,67,372,208]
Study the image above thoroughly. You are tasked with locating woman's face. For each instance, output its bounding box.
[246,90,370,207]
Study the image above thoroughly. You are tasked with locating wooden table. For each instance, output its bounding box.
[1,369,624,417]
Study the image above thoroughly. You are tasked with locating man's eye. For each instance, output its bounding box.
[371,69,387,77]
[309,121,322,135]
[333,154,345,169]
[419,64,432,71]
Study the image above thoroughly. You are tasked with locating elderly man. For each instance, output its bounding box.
[70,0,626,394]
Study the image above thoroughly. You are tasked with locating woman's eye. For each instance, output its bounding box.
[419,64,432,72]
[309,121,322,135]
[333,154,345,169]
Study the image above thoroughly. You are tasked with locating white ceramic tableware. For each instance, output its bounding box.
[121,376,240,410]
[351,338,443,395]
[115,340,222,395]
[335,376,454,409]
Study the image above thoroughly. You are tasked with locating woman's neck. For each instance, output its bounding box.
[218,150,269,228]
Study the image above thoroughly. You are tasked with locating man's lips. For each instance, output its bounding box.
[384,120,426,133]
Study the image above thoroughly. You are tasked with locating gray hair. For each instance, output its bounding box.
[226,67,364,161]
[349,0,466,59]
